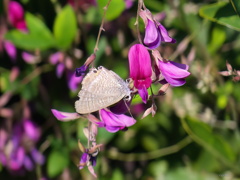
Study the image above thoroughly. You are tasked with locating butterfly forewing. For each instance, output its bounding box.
[75,66,131,114]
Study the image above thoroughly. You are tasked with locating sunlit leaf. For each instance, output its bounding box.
[208,27,226,54]
[97,0,125,21]
[53,5,77,50]
[199,2,240,31]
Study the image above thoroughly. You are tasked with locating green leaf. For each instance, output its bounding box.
[144,0,163,12]
[199,2,240,31]
[5,13,55,50]
[230,0,240,16]
[181,117,236,166]
[53,5,77,50]
[207,27,226,54]
[97,0,125,21]
[47,150,69,178]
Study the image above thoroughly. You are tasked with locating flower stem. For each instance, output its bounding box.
[94,0,112,54]
[135,0,144,44]
[106,136,192,161]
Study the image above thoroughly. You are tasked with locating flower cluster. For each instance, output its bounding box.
[0,120,44,173]
[128,3,190,107]
[0,88,44,174]
[51,1,190,177]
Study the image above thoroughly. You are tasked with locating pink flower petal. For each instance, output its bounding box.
[67,71,83,91]
[138,86,148,104]
[9,146,25,171]
[99,109,136,133]
[79,153,88,170]
[51,109,81,121]
[23,156,34,171]
[49,52,62,65]
[23,120,40,141]
[22,52,38,64]
[15,20,27,31]
[8,1,27,31]
[158,60,190,87]
[158,24,176,43]
[3,41,17,61]
[128,44,152,90]
[162,77,186,87]
[56,63,65,78]
[8,1,24,23]
[31,149,45,165]
[159,61,190,79]
[125,0,134,9]
[144,20,161,49]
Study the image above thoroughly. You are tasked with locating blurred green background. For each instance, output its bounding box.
[1,0,240,179]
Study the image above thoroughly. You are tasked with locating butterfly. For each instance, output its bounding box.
[75,66,131,114]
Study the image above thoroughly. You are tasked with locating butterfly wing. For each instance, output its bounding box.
[75,67,130,114]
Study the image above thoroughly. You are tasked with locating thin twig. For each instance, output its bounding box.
[106,136,192,161]
[21,64,53,85]
[94,0,112,54]
[135,0,143,44]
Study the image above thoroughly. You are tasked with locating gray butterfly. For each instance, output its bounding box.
[75,66,131,114]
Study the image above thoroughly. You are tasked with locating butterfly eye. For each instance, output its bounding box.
[126,78,131,83]
[93,69,98,73]
[98,66,103,69]
[124,95,131,101]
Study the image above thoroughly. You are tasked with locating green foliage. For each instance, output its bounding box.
[5,5,77,51]
[181,117,236,166]
[97,0,125,21]
[47,149,69,178]
[53,5,77,50]
[199,2,240,31]
[207,26,226,54]
[5,13,55,50]
[230,0,240,16]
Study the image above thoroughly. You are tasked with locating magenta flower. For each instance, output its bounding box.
[23,120,41,142]
[8,1,27,31]
[3,41,17,61]
[158,60,190,87]
[140,9,175,49]
[9,146,25,171]
[0,119,44,173]
[128,44,152,103]
[125,0,134,9]
[97,109,136,133]
[49,52,63,65]
[79,153,88,170]
[51,109,81,121]
[49,52,66,78]
[22,52,40,64]
[56,63,65,78]
[67,71,84,91]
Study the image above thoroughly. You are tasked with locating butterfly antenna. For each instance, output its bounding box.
[123,99,134,118]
